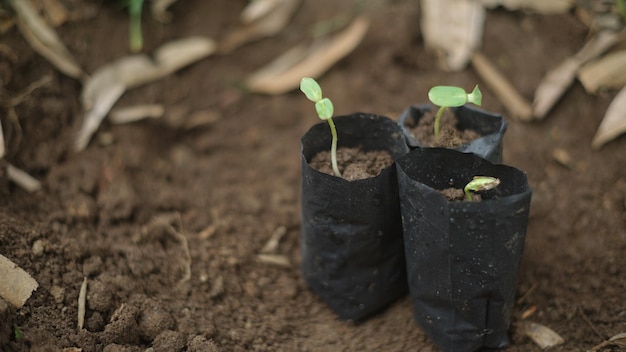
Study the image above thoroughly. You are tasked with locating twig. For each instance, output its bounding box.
[6,163,41,192]
[516,282,537,304]
[260,226,287,254]
[471,51,533,121]
[7,75,53,107]
[577,305,605,339]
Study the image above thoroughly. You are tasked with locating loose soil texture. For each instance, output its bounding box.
[1,1,625,351]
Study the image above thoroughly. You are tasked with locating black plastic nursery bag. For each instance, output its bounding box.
[397,104,508,163]
[300,113,409,321]
[396,148,531,352]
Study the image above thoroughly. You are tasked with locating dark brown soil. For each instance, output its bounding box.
[438,187,481,202]
[1,1,626,351]
[309,147,393,181]
[404,109,481,148]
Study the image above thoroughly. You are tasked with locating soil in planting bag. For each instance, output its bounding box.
[301,113,410,321]
[396,148,531,352]
[397,104,507,164]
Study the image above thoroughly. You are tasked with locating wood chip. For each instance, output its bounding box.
[592,86,626,149]
[257,254,291,267]
[245,16,370,95]
[9,0,84,79]
[471,51,533,121]
[520,321,565,349]
[552,148,573,168]
[77,277,87,330]
[578,50,626,94]
[421,0,485,71]
[0,254,39,308]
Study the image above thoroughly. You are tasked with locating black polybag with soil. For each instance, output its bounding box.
[300,113,409,321]
[397,104,508,164]
[396,148,531,352]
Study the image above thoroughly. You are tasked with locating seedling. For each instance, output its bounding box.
[125,0,144,52]
[464,176,500,201]
[428,85,482,139]
[300,77,341,177]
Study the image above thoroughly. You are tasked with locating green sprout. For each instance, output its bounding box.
[428,85,483,139]
[300,77,341,177]
[618,0,626,21]
[13,324,21,340]
[464,176,500,201]
[126,0,145,52]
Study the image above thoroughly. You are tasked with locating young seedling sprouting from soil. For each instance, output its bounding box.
[464,176,500,201]
[428,85,483,139]
[300,77,341,177]
[126,0,145,52]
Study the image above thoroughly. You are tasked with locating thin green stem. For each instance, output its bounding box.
[434,106,446,139]
[327,118,341,177]
[464,187,473,201]
[129,0,144,52]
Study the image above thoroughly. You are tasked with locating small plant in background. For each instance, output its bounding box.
[428,85,483,139]
[125,0,145,52]
[618,0,626,21]
[464,176,500,201]
[300,77,341,177]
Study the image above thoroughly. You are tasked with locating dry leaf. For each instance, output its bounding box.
[151,0,178,23]
[6,163,42,192]
[472,51,533,121]
[0,254,39,308]
[109,104,165,124]
[520,321,565,349]
[588,332,626,351]
[578,50,626,94]
[421,0,485,71]
[592,86,626,149]
[241,0,282,24]
[219,0,301,53]
[76,37,216,151]
[533,30,619,119]
[245,16,370,95]
[40,0,69,27]
[9,0,84,79]
[77,277,87,329]
[480,0,573,14]
[0,120,5,159]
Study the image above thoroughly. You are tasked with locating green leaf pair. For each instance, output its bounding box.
[300,77,334,120]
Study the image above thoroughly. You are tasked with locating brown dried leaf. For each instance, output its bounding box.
[578,50,626,93]
[39,0,69,27]
[0,254,39,308]
[109,104,165,124]
[9,0,84,79]
[76,37,216,151]
[421,0,485,71]
[245,16,370,95]
[520,321,565,349]
[533,30,619,119]
[592,86,626,149]
[588,332,626,351]
[219,0,301,53]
